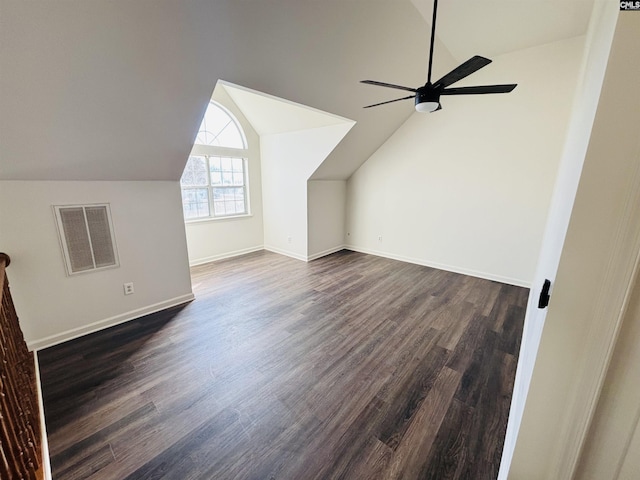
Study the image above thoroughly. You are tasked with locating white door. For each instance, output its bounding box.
[497,4,619,478]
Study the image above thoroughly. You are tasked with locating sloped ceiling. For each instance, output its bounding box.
[411,0,593,62]
[0,0,593,182]
[220,82,354,136]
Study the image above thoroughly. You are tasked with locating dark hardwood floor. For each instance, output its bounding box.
[38,250,528,479]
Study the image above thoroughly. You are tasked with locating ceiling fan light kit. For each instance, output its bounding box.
[362,0,516,113]
[415,101,440,113]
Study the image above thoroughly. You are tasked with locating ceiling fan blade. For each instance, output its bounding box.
[361,80,417,93]
[363,95,415,108]
[441,84,517,95]
[433,56,492,89]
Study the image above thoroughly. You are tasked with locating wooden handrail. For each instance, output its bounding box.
[1,253,42,479]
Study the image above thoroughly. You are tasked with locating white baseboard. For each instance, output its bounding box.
[344,245,531,288]
[263,245,308,262]
[28,293,195,351]
[34,353,52,480]
[307,245,346,261]
[264,245,346,262]
[188,246,264,267]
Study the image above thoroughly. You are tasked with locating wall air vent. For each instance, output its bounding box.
[53,204,119,275]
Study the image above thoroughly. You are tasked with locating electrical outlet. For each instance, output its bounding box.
[287,235,292,244]
[378,235,383,242]
[123,282,134,295]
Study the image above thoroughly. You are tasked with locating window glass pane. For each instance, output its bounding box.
[196,109,229,146]
[209,156,221,172]
[210,171,222,186]
[181,156,208,186]
[196,189,208,202]
[222,172,233,185]
[232,158,243,172]
[196,200,210,217]
[234,187,246,202]
[182,189,196,203]
[214,201,226,216]
[194,102,245,148]
[233,172,243,185]
[216,124,244,148]
[221,157,232,172]
[206,186,247,217]
[182,191,197,219]
[182,188,209,219]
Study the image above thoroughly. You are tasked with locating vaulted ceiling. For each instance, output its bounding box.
[0,0,593,182]
[411,0,593,61]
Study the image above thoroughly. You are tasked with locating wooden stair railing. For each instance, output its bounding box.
[0,253,42,479]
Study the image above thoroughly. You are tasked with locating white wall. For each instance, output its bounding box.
[345,36,585,287]
[0,181,193,350]
[183,86,265,266]
[261,123,353,260]
[308,180,346,260]
[576,263,640,479]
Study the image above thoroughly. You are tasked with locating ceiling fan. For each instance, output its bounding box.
[361,0,517,113]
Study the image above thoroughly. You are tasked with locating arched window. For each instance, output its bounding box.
[181,101,249,220]
[194,102,246,148]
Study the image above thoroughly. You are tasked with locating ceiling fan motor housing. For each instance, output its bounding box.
[415,85,440,111]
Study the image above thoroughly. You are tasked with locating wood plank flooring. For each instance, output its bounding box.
[38,250,528,479]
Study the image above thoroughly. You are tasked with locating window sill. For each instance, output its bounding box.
[185,214,253,225]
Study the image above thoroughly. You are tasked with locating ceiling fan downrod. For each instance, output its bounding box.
[360,0,517,113]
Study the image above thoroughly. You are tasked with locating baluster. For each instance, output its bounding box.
[0,253,42,479]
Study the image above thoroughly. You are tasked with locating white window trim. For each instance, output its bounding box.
[185,213,255,225]
[190,144,248,157]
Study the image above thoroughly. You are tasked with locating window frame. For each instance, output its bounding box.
[181,101,251,223]
[181,153,250,221]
